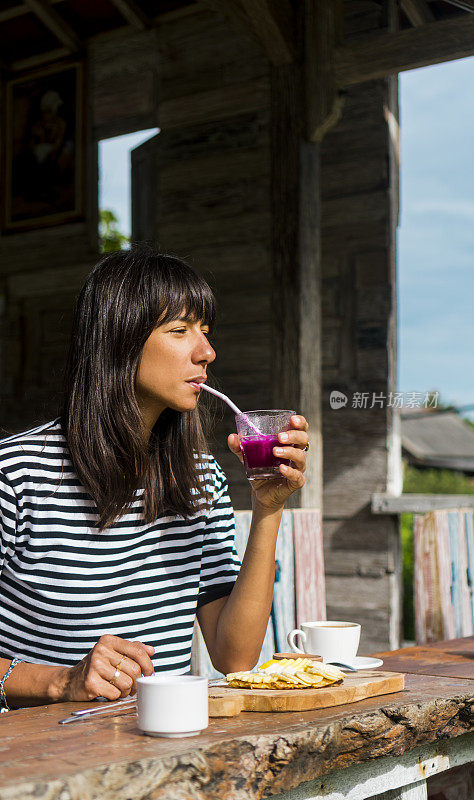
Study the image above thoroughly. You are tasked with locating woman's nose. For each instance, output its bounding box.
[193,334,216,365]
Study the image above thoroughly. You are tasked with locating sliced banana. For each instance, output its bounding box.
[225,657,345,689]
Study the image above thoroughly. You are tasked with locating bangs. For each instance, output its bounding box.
[154,259,216,331]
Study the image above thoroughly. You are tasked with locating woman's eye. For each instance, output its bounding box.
[171,328,187,334]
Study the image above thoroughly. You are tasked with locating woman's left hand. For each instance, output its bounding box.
[228,414,309,512]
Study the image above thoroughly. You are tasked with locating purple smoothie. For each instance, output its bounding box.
[240,434,290,479]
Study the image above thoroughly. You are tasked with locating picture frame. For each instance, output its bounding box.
[3,60,85,232]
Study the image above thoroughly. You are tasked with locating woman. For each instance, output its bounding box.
[0,247,309,709]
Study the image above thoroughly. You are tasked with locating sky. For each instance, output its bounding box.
[98,128,159,238]
[398,57,474,415]
[98,59,474,415]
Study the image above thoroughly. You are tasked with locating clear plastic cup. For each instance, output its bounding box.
[235,410,295,480]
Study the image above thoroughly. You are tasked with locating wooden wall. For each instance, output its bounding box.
[320,1,401,653]
[132,10,321,511]
[0,1,399,652]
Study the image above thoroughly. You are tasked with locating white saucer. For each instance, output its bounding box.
[342,656,383,670]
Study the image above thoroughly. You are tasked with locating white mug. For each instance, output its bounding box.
[287,621,361,664]
[136,675,208,737]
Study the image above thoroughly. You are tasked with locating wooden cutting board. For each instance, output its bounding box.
[208,670,404,716]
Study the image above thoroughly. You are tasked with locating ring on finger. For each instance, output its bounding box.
[115,655,127,670]
[302,443,309,452]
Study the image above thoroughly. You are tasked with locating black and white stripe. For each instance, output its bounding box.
[0,420,240,672]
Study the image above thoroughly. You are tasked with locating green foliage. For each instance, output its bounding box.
[403,464,474,494]
[99,209,130,253]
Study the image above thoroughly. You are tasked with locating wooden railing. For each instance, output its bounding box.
[372,494,474,644]
[191,509,325,678]
[414,509,474,644]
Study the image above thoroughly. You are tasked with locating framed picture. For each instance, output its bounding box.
[3,60,85,232]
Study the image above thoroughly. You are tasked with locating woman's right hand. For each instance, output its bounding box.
[55,634,155,702]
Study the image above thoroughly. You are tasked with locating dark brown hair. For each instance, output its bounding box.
[61,245,216,530]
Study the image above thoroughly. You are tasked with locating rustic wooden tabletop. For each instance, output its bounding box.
[0,639,472,800]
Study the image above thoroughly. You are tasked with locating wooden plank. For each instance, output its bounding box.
[159,78,270,128]
[437,512,457,641]
[335,15,474,86]
[158,211,271,252]
[0,675,472,799]
[239,0,295,65]
[270,63,322,510]
[234,511,275,663]
[373,647,474,680]
[420,634,474,652]
[442,0,474,10]
[209,670,404,713]
[305,0,344,142]
[108,0,150,29]
[293,510,326,624]
[449,511,474,636]
[23,0,81,52]
[372,493,474,514]
[11,47,71,72]
[465,512,474,628]
[270,735,474,800]
[377,780,427,800]
[272,511,296,653]
[400,0,435,27]
[201,0,295,65]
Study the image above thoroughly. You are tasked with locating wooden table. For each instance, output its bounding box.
[0,639,472,800]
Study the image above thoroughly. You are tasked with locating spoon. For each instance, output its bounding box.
[327,661,357,672]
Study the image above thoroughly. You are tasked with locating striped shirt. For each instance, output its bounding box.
[0,420,240,673]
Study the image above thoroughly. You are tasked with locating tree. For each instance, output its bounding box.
[99,209,130,253]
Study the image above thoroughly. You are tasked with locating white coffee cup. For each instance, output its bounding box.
[136,675,208,737]
[287,621,361,664]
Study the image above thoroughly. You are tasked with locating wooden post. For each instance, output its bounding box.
[305,0,344,143]
[270,52,322,510]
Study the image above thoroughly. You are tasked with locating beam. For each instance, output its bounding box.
[11,46,70,72]
[335,14,474,85]
[201,0,295,65]
[441,0,474,11]
[108,0,150,30]
[0,0,63,24]
[305,0,344,142]
[372,492,474,514]
[23,0,81,51]
[238,0,295,65]
[399,0,435,26]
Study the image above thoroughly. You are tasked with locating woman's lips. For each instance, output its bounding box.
[188,381,203,391]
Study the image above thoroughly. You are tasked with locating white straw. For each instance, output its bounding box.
[198,383,242,415]
[198,384,261,434]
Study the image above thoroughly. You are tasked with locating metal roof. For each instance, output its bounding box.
[401,410,474,472]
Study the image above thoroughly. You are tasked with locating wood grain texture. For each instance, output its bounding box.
[0,671,471,800]
[272,511,296,653]
[335,15,474,86]
[305,0,344,142]
[270,60,322,509]
[374,642,474,680]
[239,0,295,65]
[414,511,474,644]
[400,0,435,27]
[209,670,405,713]
[293,509,326,624]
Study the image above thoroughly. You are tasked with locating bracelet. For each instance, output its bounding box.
[0,658,23,713]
